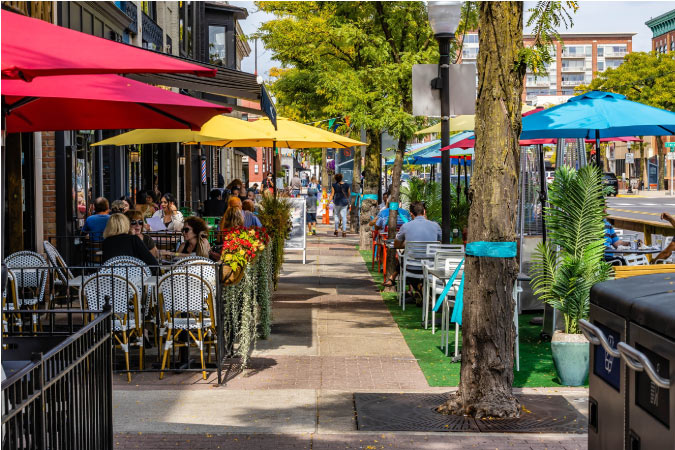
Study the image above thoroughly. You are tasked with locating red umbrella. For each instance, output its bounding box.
[1,11,215,81]
[2,74,230,133]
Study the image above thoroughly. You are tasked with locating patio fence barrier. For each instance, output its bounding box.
[2,308,113,450]
[3,246,273,384]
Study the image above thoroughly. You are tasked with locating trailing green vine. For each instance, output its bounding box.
[220,246,274,367]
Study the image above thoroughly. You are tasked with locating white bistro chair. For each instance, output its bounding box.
[157,271,216,380]
[397,241,439,310]
[81,272,142,382]
[4,251,49,333]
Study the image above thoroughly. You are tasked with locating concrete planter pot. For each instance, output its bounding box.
[551,331,589,386]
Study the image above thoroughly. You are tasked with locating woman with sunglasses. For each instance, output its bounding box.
[150,193,183,231]
[124,210,159,259]
[174,217,211,258]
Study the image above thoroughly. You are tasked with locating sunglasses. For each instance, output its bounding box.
[129,220,144,226]
[182,228,192,234]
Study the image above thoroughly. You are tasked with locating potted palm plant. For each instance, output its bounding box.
[530,165,612,386]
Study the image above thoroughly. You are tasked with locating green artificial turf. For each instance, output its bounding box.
[358,248,568,388]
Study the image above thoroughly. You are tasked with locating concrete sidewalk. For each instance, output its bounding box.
[113,224,588,449]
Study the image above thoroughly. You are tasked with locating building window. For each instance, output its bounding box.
[606,59,623,70]
[254,164,259,174]
[462,47,478,59]
[208,25,227,65]
[179,1,193,57]
[463,34,478,44]
[597,46,603,57]
[141,2,157,21]
[597,61,604,72]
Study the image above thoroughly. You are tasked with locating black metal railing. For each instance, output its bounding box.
[1,259,267,383]
[141,11,163,51]
[2,308,113,450]
[123,1,138,34]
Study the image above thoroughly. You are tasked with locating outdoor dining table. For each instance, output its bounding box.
[608,246,663,254]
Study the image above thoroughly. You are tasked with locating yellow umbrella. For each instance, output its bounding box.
[196,117,366,149]
[415,105,537,135]
[91,115,277,146]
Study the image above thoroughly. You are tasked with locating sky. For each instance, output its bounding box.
[232,1,673,80]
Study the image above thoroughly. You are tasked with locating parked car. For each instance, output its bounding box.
[545,171,555,184]
[602,172,619,196]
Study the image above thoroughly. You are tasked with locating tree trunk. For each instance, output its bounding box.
[359,130,381,249]
[656,136,665,190]
[437,1,523,419]
[385,136,406,282]
[350,142,362,233]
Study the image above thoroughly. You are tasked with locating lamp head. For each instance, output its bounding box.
[428,1,463,38]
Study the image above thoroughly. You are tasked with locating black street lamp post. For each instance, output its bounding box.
[428,1,463,244]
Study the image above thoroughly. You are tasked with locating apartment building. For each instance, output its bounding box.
[647,8,675,54]
[459,32,634,105]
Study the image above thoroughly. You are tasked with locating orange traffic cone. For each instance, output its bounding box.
[322,189,330,224]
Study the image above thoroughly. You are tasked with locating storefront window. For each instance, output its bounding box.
[209,25,226,65]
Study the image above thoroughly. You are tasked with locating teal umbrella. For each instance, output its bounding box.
[521,91,675,166]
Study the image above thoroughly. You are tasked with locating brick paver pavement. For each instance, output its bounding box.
[114,225,588,449]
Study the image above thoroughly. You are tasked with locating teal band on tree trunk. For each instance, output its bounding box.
[361,194,378,200]
[466,241,517,258]
[389,202,399,211]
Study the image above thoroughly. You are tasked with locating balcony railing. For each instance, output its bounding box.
[561,80,583,86]
[604,51,627,58]
[561,52,587,58]
[561,66,586,73]
[142,11,163,51]
[123,1,137,34]
[526,80,551,87]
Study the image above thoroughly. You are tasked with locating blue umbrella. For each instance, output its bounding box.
[521,91,675,166]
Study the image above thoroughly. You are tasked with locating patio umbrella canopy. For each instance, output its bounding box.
[1,11,215,81]
[2,74,230,133]
[521,91,675,139]
[91,115,275,147]
[198,117,366,149]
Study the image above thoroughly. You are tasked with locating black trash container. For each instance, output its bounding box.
[618,283,675,450]
[584,274,675,450]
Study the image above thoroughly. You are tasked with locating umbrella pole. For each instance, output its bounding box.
[595,130,601,168]
[463,156,469,203]
[456,158,461,208]
[273,140,278,198]
[537,144,547,243]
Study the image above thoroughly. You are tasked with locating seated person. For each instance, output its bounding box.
[110,199,128,215]
[220,196,245,231]
[603,215,629,264]
[203,189,227,217]
[102,214,158,267]
[382,201,441,288]
[82,197,110,242]
[242,200,262,228]
[654,212,675,262]
[161,216,211,259]
[125,210,159,259]
[372,199,412,232]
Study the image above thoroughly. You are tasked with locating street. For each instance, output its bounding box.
[606,196,675,225]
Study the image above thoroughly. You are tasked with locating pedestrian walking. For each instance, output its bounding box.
[328,173,350,237]
[306,185,318,235]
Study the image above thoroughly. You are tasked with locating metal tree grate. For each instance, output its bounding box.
[354,393,588,433]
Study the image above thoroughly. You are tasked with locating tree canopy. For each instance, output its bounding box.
[576,51,675,112]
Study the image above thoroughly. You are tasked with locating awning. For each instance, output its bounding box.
[127,55,261,102]
[1,10,215,81]
[2,74,229,133]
